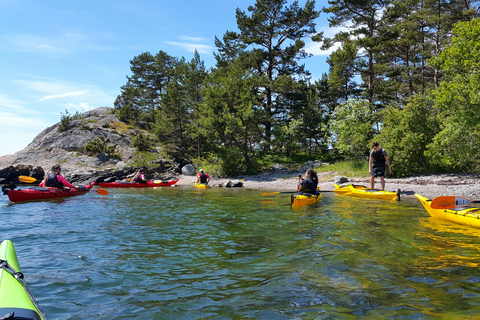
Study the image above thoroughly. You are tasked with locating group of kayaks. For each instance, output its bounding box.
[2,178,179,203]
[289,183,400,208]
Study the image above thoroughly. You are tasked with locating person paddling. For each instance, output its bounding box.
[39,164,75,189]
[297,168,319,195]
[132,168,147,184]
[197,169,210,185]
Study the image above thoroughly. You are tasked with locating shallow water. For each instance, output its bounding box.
[2,186,480,319]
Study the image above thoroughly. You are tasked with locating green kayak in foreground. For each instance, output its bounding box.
[0,240,46,320]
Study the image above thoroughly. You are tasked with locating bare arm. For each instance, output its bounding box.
[385,155,392,174]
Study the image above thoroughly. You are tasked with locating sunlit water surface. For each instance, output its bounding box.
[2,186,480,319]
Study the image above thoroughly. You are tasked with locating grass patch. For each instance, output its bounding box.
[317,160,370,178]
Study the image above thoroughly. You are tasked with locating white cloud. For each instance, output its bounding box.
[4,31,113,57]
[0,95,23,110]
[38,90,88,102]
[166,35,215,54]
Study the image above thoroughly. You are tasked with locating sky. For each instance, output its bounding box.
[0,0,336,157]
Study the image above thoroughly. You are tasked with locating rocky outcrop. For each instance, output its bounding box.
[0,107,185,185]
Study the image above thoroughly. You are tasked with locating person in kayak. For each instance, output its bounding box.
[369,142,392,190]
[39,164,75,189]
[197,169,210,184]
[132,168,147,184]
[297,168,318,195]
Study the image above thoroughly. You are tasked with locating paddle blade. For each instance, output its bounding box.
[92,188,109,195]
[431,196,471,209]
[18,175,37,183]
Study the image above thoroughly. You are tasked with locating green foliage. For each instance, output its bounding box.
[376,95,440,176]
[130,133,152,152]
[427,18,480,172]
[84,136,118,158]
[58,109,73,132]
[329,99,375,159]
[192,154,226,177]
[130,152,163,169]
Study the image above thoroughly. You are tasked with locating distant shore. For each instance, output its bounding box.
[175,171,480,200]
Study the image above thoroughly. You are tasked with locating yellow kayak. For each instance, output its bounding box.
[291,193,321,208]
[195,182,209,189]
[415,194,480,228]
[333,184,368,194]
[334,184,400,201]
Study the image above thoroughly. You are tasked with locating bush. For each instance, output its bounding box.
[85,136,118,158]
[130,133,152,152]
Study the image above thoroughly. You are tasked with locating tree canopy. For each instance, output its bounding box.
[113,0,480,176]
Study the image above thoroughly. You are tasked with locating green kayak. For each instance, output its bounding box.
[0,240,46,320]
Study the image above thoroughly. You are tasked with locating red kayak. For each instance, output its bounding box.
[2,182,96,203]
[98,179,179,188]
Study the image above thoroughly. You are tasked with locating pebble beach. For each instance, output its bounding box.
[175,171,480,200]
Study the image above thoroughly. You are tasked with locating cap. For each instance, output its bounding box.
[199,169,204,173]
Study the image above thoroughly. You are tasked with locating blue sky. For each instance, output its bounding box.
[0,0,336,157]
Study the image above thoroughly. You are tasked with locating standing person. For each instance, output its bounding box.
[132,168,147,184]
[297,168,319,194]
[40,164,75,189]
[197,169,210,185]
[369,142,392,190]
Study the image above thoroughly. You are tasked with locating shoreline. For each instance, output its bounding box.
[175,171,480,200]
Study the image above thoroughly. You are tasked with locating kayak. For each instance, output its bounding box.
[2,183,95,203]
[333,184,368,194]
[415,194,480,228]
[98,179,179,188]
[0,240,47,320]
[291,193,321,208]
[195,182,209,189]
[334,184,400,201]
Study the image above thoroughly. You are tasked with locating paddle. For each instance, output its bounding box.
[18,176,108,195]
[430,196,479,209]
[261,190,334,195]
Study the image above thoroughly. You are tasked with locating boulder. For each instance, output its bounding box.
[182,164,196,176]
[271,163,287,171]
[334,176,349,185]
[223,180,243,188]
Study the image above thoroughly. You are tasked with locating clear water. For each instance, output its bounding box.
[2,186,480,319]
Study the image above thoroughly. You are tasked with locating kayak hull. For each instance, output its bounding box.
[0,240,46,320]
[334,184,399,201]
[291,193,321,208]
[195,182,209,189]
[3,183,94,203]
[415,194,480,228]
[98,179,179,188]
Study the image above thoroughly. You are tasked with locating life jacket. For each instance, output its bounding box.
[46,173,64,188]
[199,173,207,183]
[134,174,146,183]
[299,178,317,194]
[371,148,386,167]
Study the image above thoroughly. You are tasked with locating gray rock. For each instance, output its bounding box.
[271,163,287,171]
[182,164,196,176]
[223,180,243,188]
[334,176,349,184]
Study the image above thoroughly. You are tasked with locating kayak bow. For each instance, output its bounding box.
[0,240,47,320]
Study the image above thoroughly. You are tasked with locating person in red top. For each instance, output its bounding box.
[196,169,210,184]
[39,164,75,189]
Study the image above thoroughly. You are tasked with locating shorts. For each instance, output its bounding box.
[371,166,385,177]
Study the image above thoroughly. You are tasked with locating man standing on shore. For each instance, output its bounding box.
[369,142,392,190]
